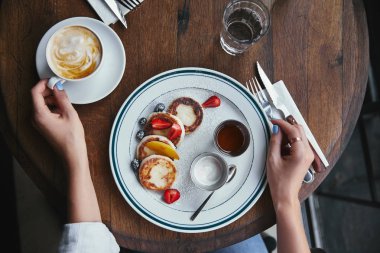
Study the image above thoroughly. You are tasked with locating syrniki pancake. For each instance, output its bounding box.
[167,97,203,134]
[144,112,185,146]
[139,155,176,190]
[136,135,176,160]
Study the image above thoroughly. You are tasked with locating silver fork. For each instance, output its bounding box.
[116,0,142,11]
[246,77,273,119]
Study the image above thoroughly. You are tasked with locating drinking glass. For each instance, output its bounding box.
[220,0,270,55]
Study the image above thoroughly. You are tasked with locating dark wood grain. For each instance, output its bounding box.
[0,0,368,252]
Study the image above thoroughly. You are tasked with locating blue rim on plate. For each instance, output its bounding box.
[109,68,270,233]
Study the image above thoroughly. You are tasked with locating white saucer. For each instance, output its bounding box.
[36,17,126,104]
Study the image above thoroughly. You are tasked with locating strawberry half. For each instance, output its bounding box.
[168,123,182,141]
[151,118,172,130]
[164,189,180,204]
[202,95,221,108]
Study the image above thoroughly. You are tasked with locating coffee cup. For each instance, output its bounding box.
[190,153,235,191]
[214,120,250,156]
[45,25,103,89]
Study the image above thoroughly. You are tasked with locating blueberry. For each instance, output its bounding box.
[136,130,145,140]
[154,103,165,112]
[131,159,140,171]
[139,117,147,126]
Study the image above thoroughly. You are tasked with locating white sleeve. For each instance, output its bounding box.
[58,222,120,253]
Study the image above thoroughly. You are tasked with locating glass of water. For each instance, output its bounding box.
[220,0,270,55]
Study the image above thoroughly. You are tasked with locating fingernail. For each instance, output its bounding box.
[272,125,279,134]
[56,81,64,91]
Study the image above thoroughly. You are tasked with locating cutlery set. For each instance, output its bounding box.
[115,0,142,11]
[245,62,328,183]
[103,0,142,28]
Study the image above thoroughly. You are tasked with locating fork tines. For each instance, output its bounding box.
[116,0,142,11]
[246,77,267,103]
[245,76,273,119]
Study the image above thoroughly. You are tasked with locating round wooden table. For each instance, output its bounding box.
[0,0,368,252]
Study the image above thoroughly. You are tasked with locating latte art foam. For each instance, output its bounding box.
[48,26,102,79]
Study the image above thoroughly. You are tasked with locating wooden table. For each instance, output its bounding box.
[0,0,368,252]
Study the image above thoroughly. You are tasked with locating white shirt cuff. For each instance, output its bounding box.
[59,222,119,253]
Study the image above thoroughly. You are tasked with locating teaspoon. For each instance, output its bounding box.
[190,165,237,221]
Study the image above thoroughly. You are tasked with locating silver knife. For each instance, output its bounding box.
[256,62,316,183]
[257,62,291,120]
[104,0,128,28]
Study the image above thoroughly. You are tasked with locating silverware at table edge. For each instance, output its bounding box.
[256,62,325,174]
[104,0,128,28]
[245,64,316,184]
[115,0,142,12]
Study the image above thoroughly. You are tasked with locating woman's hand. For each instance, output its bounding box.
[32,80,102,223]
[30,80,86,166]
[266,119,314,210]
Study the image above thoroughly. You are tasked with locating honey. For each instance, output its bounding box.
[216,123,245,154]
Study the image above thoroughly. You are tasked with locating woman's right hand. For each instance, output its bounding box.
[31,80,87,167]
[266,119,314,210]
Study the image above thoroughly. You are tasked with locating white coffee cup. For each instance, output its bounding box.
[45,25,103,89]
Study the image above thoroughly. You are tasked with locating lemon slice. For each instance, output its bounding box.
[145,141,180,160]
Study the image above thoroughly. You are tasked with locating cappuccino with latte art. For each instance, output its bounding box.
[46,26,102,80]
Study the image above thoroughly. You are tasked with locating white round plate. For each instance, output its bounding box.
[36,17,126,104]
[109,68,270,233]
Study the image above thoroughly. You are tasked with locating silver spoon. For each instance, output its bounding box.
[190,165,237,221]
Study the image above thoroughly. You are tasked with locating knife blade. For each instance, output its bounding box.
[256,62,324,181]
[103,0,128,28]
[257,62,293,120]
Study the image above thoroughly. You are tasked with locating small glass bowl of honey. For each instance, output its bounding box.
[214,120,250,156]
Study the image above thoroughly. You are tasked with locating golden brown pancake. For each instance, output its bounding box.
[167,97,203,134]
[139,155,176,190]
